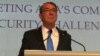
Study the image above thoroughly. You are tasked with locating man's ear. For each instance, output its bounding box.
[39,14,42,19]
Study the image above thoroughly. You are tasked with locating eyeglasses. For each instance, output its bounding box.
[41,9,57,13]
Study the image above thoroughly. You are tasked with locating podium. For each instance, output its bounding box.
[24,50,100,56]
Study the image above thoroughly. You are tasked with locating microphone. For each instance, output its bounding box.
[71,39,86,51]
[49,29,52,34]
[43,29,52,41]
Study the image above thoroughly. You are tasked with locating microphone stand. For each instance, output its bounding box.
[71,39,86,51]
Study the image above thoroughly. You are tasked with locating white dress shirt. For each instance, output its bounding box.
[42,26,59,51]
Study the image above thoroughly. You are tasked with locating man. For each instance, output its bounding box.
[18,2,72,56]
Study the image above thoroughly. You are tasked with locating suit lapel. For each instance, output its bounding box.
[36,27,46,50]
[56,28,65,50]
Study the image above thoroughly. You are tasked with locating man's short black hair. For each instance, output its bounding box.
[39,2,58,14]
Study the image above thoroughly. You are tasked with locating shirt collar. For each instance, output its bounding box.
[42,25,58,36]
[42,25,56,32]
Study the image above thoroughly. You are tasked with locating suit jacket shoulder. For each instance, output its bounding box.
[57,27,71,38]
[18,27,45,56]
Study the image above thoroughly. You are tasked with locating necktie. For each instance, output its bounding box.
[47,29,54,50]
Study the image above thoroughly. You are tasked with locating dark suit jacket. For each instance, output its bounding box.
[18,27,72,56]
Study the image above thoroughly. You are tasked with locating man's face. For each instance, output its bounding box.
[39,3,57,25]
